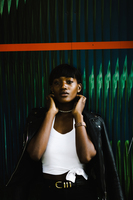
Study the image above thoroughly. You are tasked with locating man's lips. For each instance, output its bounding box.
[60,92,69,97]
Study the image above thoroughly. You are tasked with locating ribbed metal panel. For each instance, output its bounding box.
[0,0,133,199]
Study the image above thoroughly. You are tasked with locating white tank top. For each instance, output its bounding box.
[41,118,88,182]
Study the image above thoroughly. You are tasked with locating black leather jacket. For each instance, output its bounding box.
[6,107,124,200]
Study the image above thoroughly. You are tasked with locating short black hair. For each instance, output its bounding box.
[49,64,82,85]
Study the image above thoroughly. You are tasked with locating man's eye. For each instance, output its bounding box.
[54,80,60,85]
[67,80,73,84]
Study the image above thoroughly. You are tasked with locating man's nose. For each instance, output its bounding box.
[61,81,67,89]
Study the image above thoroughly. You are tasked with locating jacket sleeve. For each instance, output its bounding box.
[99,117,124,200]
[6,108,46,196]
[83,111,124,200]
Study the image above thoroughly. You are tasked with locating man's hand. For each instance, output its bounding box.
[46,94,59,115]
[72,95,86,118]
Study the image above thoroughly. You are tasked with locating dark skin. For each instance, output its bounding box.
[27,77,96,180]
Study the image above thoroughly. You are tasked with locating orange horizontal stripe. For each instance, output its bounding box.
[72,41,133,50]
[0,41,133,52]
[0,43,72,52]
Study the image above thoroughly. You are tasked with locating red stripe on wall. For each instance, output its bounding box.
[0,41,133,52]
[72,41,133,50]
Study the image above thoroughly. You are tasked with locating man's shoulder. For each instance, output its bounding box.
[83,110,101,119]
[26,107,47,122]
[83,110,105,128]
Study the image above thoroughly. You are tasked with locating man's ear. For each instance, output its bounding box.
[77,83,82,93]
[50,86,54,94]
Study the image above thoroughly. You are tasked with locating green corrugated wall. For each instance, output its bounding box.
[0,0,133,199]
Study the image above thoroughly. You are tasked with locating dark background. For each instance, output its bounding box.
[0,0,133,199]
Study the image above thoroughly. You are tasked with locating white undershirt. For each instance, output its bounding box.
[41,118,88,183]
